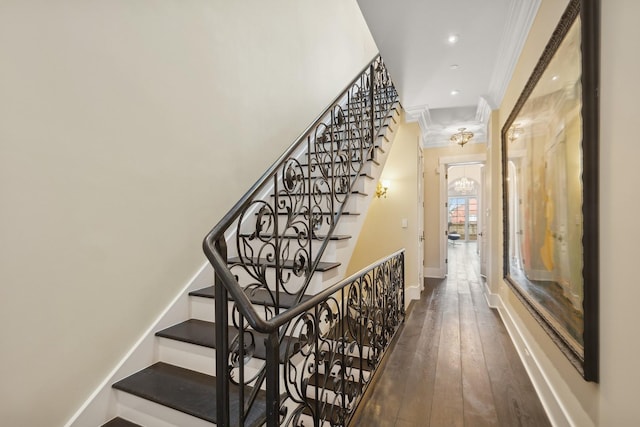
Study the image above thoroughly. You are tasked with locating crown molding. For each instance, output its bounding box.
[406,104,487,149]
[405,104,432,132]
[485,0,542,108]
[405,105,431,147]
[475,96,493,125]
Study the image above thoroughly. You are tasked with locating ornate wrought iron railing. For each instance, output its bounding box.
[282,250,405,426]
[202,55,401,426]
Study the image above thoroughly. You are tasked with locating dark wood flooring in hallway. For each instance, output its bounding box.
[349,242,551,427]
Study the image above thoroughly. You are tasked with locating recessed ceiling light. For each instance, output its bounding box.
[450,64,460,70]
[451,89,460,96]
[552,75,559,81]
[448,34,459,45]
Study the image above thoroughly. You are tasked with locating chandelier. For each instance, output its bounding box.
[507,124,523,143]
[450,127,474,147]
[454,177,474,194]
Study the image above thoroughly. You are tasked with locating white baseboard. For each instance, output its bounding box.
[483,283,502,309]
[405,283,421,307]
[482,283,582,427]
[64,261,215,427]
[424,266,445,278]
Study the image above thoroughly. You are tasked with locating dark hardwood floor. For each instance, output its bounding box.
[350,242,551,427]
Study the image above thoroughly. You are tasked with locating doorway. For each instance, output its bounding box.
[448,194,478,242]
[439,159,486,278]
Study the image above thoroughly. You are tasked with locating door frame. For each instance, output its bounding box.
[439,153,487,277]
[417,145,425,291]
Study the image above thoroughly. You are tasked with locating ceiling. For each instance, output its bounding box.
[357,0,541,147]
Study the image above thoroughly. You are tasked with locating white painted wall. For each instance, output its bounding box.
[0,1,377,426]
[491,0,640,425]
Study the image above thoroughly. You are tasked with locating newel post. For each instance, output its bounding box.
[215,236,230,426]
[265,331,281,427]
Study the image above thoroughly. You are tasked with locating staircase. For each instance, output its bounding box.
[99,56,405,427]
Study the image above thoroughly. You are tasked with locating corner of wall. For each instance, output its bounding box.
[405,282,422,306]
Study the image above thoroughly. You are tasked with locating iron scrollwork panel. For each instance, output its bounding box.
[282,252,405,426]
[208,55,400,426]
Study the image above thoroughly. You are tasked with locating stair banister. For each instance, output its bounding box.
[208,243,405,334]
[202,54,399,426]
[106,54,402,427]
[203,57,379,324]
[203,54,396,330]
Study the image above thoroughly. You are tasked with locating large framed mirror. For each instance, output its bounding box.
[501,0,599,381]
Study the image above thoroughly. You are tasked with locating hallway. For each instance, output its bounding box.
[350,242,551,426]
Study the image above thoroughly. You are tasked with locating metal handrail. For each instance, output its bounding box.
[264,249,405,328]
[201,54,399,426]
[281,249,405,426]
[202,54,392,333]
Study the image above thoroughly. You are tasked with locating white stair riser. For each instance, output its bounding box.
[156,336,267,377]
[191,295,306,327]
[270,176,372,194]
[156,337,218,376]
[225,264,341,295]
[115,390,214,427]
[226,233,352,262]
[156,337,301,392]
[234,212,360,239]
[315,364,371,383]
[190,297,310,340]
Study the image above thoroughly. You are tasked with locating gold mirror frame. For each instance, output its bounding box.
[501,0,599,381]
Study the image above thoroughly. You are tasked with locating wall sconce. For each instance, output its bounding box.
[375,180,390,198]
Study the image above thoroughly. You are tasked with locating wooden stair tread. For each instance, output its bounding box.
[190,285,316,309]
[315,133,387,140]
[297,158,379,167]
[155,319,299,362]
[316,350,374,372]
[227,256,341,272]
[260,212,359,216]
[112,362,267,427]
[308,372,364,393]
[309,150,385,158]
[238,233,351,242]
[324,318,377,349]
[276,171,373,180]
[314,122,392,135]
[102,417,142,427]
[270,190,369,197]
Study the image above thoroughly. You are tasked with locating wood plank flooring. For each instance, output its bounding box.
[350,242,551,427]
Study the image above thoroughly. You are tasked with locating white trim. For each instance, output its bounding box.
[405,104,432,130]
[486,0,542,108]
[64,261,214,427]
[405,105,432,148]
[475,96,494,125]
[438,153,487,166]
[438,153,488,281]
[424,266,445,279]
[405,283,421,306]
[482,283,590,427]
